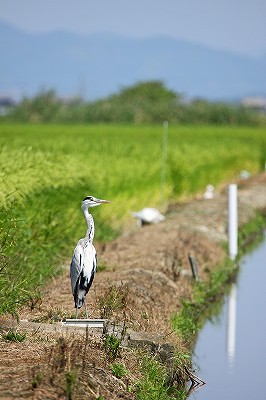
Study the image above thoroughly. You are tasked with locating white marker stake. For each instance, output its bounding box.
[228,184,238,261]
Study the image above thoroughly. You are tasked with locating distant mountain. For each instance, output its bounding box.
[0,21,265,101]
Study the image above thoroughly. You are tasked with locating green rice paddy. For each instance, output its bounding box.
[0,123,265,314]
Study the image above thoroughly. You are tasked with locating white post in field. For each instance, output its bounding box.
[228,184,238,261]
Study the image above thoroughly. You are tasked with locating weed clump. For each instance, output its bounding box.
[97,283,129,320]
[111,362,129,379]
[135,354,187,400]
[2,329,26,342]
[65,370,77,400]
[104,334,121,361]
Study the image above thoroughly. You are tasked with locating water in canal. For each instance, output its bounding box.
[192,233,266,399]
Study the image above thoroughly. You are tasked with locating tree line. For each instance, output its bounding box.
[2,81,265,125]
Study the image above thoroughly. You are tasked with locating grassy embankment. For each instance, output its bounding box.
[0,123,265,398]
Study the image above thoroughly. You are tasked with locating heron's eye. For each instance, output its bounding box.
[83,196,93,201]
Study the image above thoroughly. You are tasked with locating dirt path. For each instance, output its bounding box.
[1,173,266,399]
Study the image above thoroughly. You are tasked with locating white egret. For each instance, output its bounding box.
[132,207,165,226]
[203,184,214,199]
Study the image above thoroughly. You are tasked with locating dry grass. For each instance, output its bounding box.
[0,325,138,399]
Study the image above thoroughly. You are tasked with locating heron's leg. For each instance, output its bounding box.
[75,307,78,319]
[84,299,88,319]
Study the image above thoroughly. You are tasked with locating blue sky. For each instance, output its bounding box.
[1,0,266,57]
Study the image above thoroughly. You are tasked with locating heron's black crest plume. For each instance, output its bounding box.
[83,196,93,201]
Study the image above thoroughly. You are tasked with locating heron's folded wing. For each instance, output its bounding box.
[70,244,83,295]
[83,243,97,274]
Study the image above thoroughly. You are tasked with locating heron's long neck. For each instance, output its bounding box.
[83,208,95,242]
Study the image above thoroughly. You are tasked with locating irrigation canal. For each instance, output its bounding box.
[192,232,266,399]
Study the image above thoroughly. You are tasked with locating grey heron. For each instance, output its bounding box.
[70,195,110,318]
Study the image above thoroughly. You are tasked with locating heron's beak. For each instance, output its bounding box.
[96,198,111,204]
